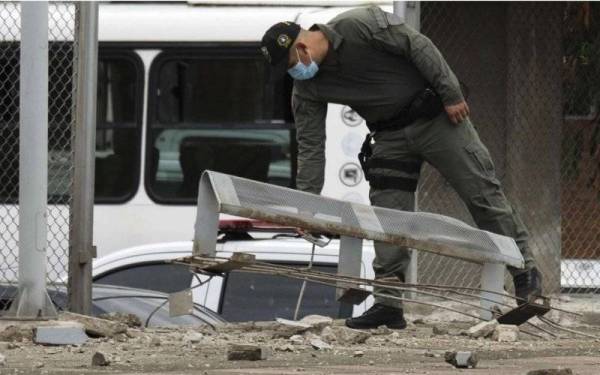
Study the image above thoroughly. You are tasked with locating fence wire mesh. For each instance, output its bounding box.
[0,2,77,314]
[417,2,599,295]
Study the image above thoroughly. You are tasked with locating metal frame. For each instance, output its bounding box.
[69,1,99,315]
[194,171,524,320]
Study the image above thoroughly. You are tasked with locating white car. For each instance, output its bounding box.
[93,220,376,322]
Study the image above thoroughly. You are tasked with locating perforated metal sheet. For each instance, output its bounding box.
[200,171,524,268]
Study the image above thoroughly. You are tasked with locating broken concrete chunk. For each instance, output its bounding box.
[432,325,449,336]
[526,369,573,375]
[467,319,498,339]
[332,326,371,345]
[352,350,364,357]
[444,351,478,369]
[183,332,204,344]
[299,315,333,331]
[372,325,392,335]
[227,344,269,361]
[289,335,304,345]
[91,351,110,366]
[273,318,311,338]
[492,324,519,342]
[60,312,127,338]
[275,344,295,352]
[310,338,332,351]
[319,327,337,343]
[34,323,88,346]
[98,312,142,328]
[0,353,5,367]
[0,325,34,342]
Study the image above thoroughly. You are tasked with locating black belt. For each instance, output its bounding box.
[366,88,444,133]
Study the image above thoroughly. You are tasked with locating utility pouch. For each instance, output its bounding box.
[358,133,373,179]
[407,88,444,121]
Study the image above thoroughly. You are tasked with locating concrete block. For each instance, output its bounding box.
[227,344,269,361]
[34,323,88,346]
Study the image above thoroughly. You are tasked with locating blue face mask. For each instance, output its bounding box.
[287,49,319,80]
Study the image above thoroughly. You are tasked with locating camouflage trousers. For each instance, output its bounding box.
[367,113,536,309]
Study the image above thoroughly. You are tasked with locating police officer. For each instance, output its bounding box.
[260,6,542,329]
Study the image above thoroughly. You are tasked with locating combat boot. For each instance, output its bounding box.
[345,303,407,329]
[513,267,543,305]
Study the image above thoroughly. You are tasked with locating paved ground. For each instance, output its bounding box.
[0,297,599,374]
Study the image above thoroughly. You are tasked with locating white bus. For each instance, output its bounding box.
[88,2,377,258]
[1,2,379,261]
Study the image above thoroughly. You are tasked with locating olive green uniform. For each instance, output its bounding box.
[292,6,536,308]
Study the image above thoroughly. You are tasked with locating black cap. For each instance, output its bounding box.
[260,21,301,79]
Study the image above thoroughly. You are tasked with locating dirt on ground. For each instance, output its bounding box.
[1,297,599,375]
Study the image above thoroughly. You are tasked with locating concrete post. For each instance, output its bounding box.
[9,1,57,319]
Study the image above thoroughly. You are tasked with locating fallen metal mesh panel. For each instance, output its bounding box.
[203,171,523,268]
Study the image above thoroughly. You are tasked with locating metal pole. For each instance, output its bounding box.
[9,1,56,319]
[68,1,98,315]
[394,1,421,296]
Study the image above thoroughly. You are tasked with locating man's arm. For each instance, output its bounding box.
[291,88,328,194]
[369,8,469,123]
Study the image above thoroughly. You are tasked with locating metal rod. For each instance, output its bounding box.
[190,257,581,317]
[10,0,56,319]
[68,1,99,315]
[524,321,558,339]
[293,243,315,320]
[538,316,600,340]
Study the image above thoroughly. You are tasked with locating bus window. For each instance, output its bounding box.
[95,52,142,203]
[146,48,294,204]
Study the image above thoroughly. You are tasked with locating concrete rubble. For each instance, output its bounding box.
[526,369,573,375]
[309,337,332,351]
[331,326,371,345]
[299,315,334,331]
[60,312,128,338]
[432,325,449,336]
[0,353,5,367]
[492,324,520,342]
[98,312,142,328]
[183,331,204,344]
[0,325,33,342]
[444,350,478,369]
[227,344,270,361]
[91,351,111,366]
[466,319,498,339]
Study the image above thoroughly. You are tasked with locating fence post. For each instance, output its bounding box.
[8,1,56,319]
[68,1,99,315]
[393,1,421,296]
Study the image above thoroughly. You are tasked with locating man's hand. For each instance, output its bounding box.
[445,100,470,125]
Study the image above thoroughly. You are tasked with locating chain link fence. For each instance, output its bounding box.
[0,2,78,314]
[417,2,599,295]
